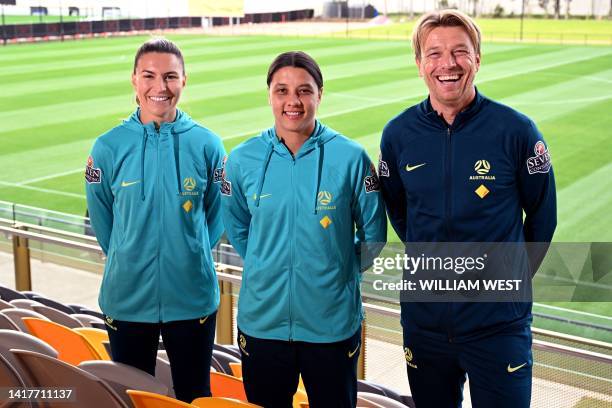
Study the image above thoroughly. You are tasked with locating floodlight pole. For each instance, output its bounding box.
[519,0,525,41]
[345,0,349,38]
[59,0,64,41]
[1,4,5,46]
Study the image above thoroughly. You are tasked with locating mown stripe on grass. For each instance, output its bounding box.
[5,45,608,136]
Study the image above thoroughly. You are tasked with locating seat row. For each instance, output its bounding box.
[0,285,413,407]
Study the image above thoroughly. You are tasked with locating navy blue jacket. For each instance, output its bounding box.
[379,90,556,342]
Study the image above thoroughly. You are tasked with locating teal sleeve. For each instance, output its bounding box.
[84,140,114,255]
[220,154,251,259]
[203,135,227,249]
[352,150,387,272]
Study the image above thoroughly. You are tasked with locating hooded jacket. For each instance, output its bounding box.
[85,108,226,323]
[221,121,387,343]
[380,91,557,342]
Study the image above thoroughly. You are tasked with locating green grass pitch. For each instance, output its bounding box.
[0,34,610,340]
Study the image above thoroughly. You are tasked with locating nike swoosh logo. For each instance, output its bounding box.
[199,316,208,324]
[251,193,272,200]
[405,163,426,172]
[121,180,140,187]
[507,363,527,373]
[348,342,360,358]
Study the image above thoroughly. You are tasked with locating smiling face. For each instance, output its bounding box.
[132,52,186,125]
[416,26,480,113]
[268,66,322,140]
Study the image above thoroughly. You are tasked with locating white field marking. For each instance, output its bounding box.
[327,92,389,104]
[18,168,84,185]
[534,303,612,321]
[534,362,612,385]
[0,181,86,199]
[533,71,612,84]
[507,95,612,105]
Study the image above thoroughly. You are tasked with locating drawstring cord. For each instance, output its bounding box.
[140,129,148,201]
[254,143,274,207]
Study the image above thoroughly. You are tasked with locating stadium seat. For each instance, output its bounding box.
[67,304,105,319]
[0,285,27,301]
[358,380,409,405]
[0,308,49,332]
[358,392,411,407]
[0,352,26,388]
[356,394,386,408]
[71,313,106,328]
[32,295,78,315]
[0,329,59,391]
[0,352,34,407]
[22,317,102,365]
[79,308,105,320]
[31,304,84,328]
[0,298,15,310]
[91,321,107,330]
[127,390,195,408]
[213,343,241,360]
[12,349,128,407]
[292,388,308,408]
[229,362,242,378]
[155,354,176,398]
[73,327,111,360]
[210,372,248,401]
[192,397,262,407]
[211,354,226,373]
[79,360,169,407]
[9,299,45,311]
[0,313,20,331]
[212,350,241,375]
[20,291,45,300]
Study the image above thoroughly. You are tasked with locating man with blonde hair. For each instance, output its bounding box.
[378,9,556,407]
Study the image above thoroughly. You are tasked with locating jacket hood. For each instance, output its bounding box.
[122,108,198,200]
[123,108,198,134]
[253,121,339,213]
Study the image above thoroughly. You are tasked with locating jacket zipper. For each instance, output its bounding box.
[155,128,163,322]
[444,126,455,343]
[288,156,296,341]
[445,126,453,241]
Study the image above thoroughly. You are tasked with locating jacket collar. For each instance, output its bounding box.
[418,87,485,130]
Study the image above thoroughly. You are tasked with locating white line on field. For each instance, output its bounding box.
[534,362,612,384]
[508,95,612,106]
[19,168,83,185]
[0,181,86,199]
[327,92,389,103]
[534,303,612,322]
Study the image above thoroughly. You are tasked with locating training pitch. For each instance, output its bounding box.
[0,33,611,340]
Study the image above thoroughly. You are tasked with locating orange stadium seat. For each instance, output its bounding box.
[73,327,112,360]
[127,390,195,408]
[210,372,248,401]
[192,397,262,407]
[22,317,102,365]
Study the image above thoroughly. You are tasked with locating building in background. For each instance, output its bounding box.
[1,0,610,19]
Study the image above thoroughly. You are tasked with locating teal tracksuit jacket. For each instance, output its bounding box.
[85,108,226,323]
[221,121,387,343]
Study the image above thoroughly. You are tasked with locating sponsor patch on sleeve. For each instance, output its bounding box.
[378,152,390,177]
[221,179,232,196]
[364,162,380,193]
[213,167,223,183]
[526,141,552,175]
[378,160,390,177]
[85,155,101,184]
